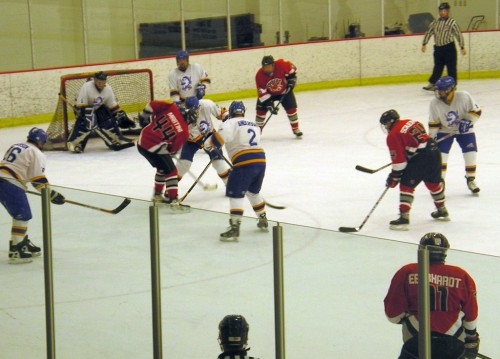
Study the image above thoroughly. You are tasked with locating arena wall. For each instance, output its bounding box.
[1,31,499,126]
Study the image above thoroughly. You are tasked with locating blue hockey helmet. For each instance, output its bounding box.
[420,232,450,264]
[435,76,456,102]
[218,314,249,350]
[228,101,246,118]
[94,71,107,81]
[176,50,189,61]
[27,127,48,144]
[185,96,200,110]
[183,96,200,124]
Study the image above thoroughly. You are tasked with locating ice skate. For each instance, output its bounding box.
[20,235,41,257]
[293,128,303,138]
[257,213,269,232]
[220,219,240,242]
[431,206,450,221]
[422,83,435,91]
[152,193,190,213]
[466,176,480,194]
[9,240,33,264]
[389,212,410,231]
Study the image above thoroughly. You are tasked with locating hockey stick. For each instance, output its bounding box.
[338,186,390,232]
[174,155,218,191]
[355,133,455,174]
[212,148,286,210]
[476,353,492,359]
[27,190,131,215]
[179,158,215,203]
[261,95,285,130]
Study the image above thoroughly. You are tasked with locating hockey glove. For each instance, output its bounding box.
[116,111,135,129]
[458,120,473,134]
[285,75,297,93]
[138,111,152,128]
[464,333,479,358]
[50,190,65,205]
[267,104,279,115]
[386,171,402,188]
[195,84,206,99]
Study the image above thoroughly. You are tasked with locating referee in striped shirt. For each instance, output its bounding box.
[421,2,466,91]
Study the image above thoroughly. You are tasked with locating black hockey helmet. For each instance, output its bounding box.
[380,109,400,125]
[439,2,450,10]
[420,232,450,264]
[218,314,249,351]
[261,55,275,67]
[94,71,107,81]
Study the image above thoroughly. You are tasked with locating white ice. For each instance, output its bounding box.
[1,80,499,358]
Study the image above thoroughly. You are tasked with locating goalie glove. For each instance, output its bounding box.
[386,170,403,188]
[116,110,135,129]
[195,84,206,99]
[50,190,65,205]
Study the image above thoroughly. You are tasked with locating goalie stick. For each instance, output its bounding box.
[355,133,455,174]
[338,186,389,233]
[27,190,131,215]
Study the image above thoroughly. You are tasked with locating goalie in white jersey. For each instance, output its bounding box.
[0,128,65,264]
[204,101,268,242]
[67,71,135,153]
[177,97,231,186]
[168,50,211,104]
[429,76,482,194]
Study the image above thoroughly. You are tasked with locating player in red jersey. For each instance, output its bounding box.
[384,232,479,359]
[137,100,189,209]
[255,55,302,137]
[380,109,448,230]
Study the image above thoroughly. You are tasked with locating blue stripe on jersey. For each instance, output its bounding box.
[0,166,22,181]
[232,149,266,167]
[31,176,49,189]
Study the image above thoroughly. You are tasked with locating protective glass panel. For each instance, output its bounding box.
[331,0,382,38]
[29,0,85,69]
[84,0,135,63]
[0,2,32,71]
[1,185,498,358]
[282,0,330,44]
[136,0,181,58]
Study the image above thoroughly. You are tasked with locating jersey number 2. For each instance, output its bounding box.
[247,129,257,146]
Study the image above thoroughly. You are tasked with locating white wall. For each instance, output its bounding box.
[1,31,500,120]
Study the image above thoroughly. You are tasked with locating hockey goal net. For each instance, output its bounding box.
[45,69,154,150]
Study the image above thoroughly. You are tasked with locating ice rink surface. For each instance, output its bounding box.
[1,80,499,358]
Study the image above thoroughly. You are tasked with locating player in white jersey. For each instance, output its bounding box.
[204,101,268,241]
[67,71,135,153]
[177,97,231,185]
[0,128,65,264]
[429,76,482,194]
[168,51,211,104]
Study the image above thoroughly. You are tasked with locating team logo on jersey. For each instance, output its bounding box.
[180,76,193,91]
[198,120,211,135]
[93,97,104,108]
[445,111,459,126]
[266,78,284,93]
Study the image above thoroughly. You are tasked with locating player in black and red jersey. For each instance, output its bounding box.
[384,232,479,359]
[137,100,189,210]
[380,109,448,230]
[255,55,302,137]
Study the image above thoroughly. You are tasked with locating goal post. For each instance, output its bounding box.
[45,69,154,150]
